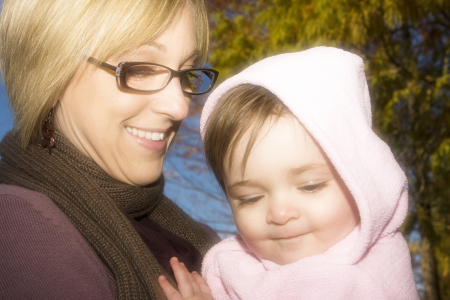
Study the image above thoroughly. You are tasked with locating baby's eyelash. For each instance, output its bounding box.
[299,181,328,194]
[237,195,263,206]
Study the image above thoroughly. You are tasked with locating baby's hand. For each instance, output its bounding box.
[158,257,212,300]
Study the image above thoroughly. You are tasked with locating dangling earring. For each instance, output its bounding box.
[41,109,55,153]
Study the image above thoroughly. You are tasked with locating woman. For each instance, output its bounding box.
[0,0,219,299]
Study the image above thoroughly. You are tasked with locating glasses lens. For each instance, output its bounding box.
[182,70,216,94]
[125,64,170,91]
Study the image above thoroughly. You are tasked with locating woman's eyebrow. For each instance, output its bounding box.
[145,42,199,66]
[147,41,167,52]
[181,49,200,65]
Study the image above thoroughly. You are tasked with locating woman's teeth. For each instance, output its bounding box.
[126,126,164,141]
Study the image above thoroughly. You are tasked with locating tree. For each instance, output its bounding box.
[206,0,450,299]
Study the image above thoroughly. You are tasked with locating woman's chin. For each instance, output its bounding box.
[106,163,164,187]
[127,172,164,187]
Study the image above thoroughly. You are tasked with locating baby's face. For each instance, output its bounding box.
[224,117,360,265]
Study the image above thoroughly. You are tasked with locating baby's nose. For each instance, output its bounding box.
[266,200,300,225]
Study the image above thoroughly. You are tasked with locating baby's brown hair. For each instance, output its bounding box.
[204,84,293,192]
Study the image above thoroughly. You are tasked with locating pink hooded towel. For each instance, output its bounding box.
[199,47,419,299]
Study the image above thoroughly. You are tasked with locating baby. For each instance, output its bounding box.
[158,47,419,300]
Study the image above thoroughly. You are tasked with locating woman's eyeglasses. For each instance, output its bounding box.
[87,57,219,95]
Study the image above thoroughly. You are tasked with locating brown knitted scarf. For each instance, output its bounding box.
[0,130,215,299]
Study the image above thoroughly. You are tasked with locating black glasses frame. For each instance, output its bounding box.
[87,57,219,95]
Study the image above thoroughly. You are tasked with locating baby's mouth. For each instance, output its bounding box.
[126,126,165,141]
[274,233,304,240]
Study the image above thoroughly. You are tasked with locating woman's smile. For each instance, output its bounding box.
[126,126,165,141]
[125,126,167,152]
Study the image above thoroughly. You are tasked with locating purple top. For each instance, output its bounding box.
[0,184,219,299]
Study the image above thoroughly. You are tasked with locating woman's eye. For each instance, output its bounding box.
[300,181,327,193]
[128,67,157,77]
[127,65,169,79]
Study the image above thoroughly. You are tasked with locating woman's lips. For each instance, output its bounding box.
[126,125,167,152]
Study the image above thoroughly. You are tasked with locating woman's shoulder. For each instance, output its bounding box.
[0,183,51,201]
[0,184,116,300]
[0,184,84,240]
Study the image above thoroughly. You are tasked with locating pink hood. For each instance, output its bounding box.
[200,47,418,299]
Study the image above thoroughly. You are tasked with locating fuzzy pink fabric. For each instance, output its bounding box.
[200,47,419,299]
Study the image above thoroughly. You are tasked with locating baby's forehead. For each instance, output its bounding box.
[225,116,335,181]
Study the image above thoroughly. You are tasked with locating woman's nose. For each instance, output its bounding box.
[266,199,300,225]
[151,77,190,121]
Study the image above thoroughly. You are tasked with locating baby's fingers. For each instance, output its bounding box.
[170,257,196,298]
[158,275,183,300]
[192,271,212,296]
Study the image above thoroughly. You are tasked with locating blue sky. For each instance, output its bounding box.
[0,83,13,139]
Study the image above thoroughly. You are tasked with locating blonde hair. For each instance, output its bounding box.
[0,0,209,148]
[204,84,292,192]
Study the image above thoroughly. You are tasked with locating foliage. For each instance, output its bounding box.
[206,0,450,299]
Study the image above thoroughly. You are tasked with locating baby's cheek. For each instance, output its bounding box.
[239,235,270,258]
[235,221,260,240]
[234,208,262,231]
[313,212,358,248]
[235,221,266,246]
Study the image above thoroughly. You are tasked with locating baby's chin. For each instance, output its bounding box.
[266,252,320,265]
[258,242,335,265]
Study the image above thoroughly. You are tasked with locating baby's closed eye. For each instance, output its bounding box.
[298,181,329,194]
[236,195,264,206]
